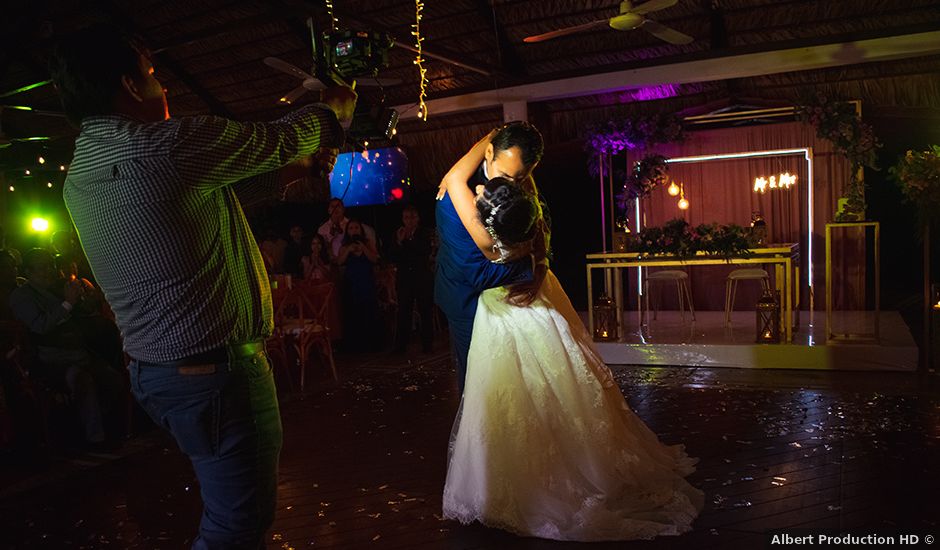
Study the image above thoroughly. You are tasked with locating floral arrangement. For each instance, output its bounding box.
[628,218,753,259]
[616,154,670,208]
[797,92,881,220]
[584,112,685,176]
[889,145,940,223]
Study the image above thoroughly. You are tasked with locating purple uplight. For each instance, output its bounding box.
[619,84,680,103]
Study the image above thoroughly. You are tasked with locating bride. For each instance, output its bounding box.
[438,131,705,542]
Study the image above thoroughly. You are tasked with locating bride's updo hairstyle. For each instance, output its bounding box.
[476,177,538,247]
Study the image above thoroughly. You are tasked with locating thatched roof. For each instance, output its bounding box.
[1,0,939,173]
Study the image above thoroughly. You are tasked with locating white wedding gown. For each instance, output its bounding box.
[442,271,704,541]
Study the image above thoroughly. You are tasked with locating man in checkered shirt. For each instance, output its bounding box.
[49,25,357,549]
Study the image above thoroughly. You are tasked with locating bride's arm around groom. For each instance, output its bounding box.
[433,128,540,392]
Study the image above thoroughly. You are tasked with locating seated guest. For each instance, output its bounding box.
[282,224,307,279]
[387,205,435,353]
[0,251,20,321]
[259,229,286,274]
[0,251,42,457]
[51,229,94,283]
[317,198,376,258]
[7,249,124,446]
[0,224,21,268]
[336,220,380,351]
[301,233,334,282]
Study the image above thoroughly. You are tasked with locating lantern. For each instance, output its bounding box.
[756,288,780,343]
[593,295,619,341]
[614,216,630,252]
[614,232,629,252]
[750,212,767,246]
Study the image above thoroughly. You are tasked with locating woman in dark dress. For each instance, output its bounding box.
[336,219,380,351]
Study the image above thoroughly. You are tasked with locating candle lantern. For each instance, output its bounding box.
[613,232,629,252]
[756,288,780,343]
[932,284,940,371]
[750,212,767,246]
[593,295,619,341]
[614,216,631,252]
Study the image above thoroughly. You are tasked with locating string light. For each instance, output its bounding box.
[47,182,53,188]
[24,169,30,175]
[38,156,45,164]
[8,185,13,192]
[324,0,337,31]
[412,0,428,121]
[667,181,680,196]
[59,165,66,171]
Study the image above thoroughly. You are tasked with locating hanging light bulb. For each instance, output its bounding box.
[59,165,66,171]
[667,181,680,196]
[677,183,689,210]
[8,185,14,192]
[38,156,45,164]
[24,169,30,176]
[47,182,53,188]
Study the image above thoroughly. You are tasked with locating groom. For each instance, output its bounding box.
[434,122,545,392]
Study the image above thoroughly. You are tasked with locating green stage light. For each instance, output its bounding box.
[31,217,50,232]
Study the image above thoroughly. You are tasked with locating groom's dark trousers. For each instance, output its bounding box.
[434,193,531,393]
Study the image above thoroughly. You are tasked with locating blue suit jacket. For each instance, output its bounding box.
[434,193,532,324]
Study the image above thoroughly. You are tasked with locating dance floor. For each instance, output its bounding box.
[1,344,938,549]
[592,310,919,371]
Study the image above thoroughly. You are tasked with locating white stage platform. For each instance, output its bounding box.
[583,310,918,371]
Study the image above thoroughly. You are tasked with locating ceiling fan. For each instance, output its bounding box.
[523,0,693,45]
[0,105,66,149]
[265,18,400,105]
[264,57,401,105]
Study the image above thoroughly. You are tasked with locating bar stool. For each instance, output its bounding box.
[643,270,695,322]
[724,268,771,325]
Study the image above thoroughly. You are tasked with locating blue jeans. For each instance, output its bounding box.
[129,349,283,549]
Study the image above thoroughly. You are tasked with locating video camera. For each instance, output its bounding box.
[327,30,393,79]
[314,26,399,142]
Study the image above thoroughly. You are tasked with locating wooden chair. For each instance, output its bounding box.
[374,265,398,344]
[269,282,337,392]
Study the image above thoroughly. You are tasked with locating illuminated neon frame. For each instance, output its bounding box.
[634,148,814,298]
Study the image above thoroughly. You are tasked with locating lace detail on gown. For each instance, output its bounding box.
[442,271,704,541]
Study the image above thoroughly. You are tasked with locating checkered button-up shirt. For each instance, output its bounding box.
[64,105,343,362]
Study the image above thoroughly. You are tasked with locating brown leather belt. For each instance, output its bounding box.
[136,341,265,374]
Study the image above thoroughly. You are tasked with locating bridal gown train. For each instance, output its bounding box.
[442,271,704,541]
